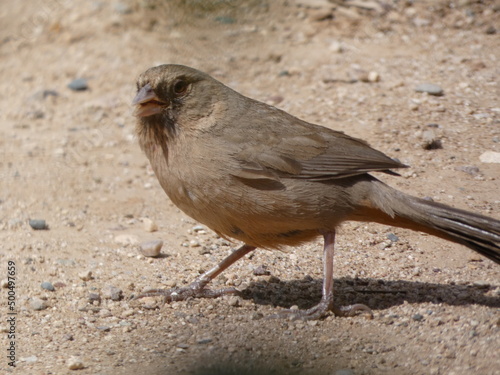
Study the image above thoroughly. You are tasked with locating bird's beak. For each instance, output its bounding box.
[132,83,167,117]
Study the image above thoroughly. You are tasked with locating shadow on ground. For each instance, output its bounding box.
[240,276,499,311]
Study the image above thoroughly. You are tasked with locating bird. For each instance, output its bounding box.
[132,64,500,320]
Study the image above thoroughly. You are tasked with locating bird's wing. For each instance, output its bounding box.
[227,108,406,183]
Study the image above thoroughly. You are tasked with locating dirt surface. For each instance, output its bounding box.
[1,1,499,374]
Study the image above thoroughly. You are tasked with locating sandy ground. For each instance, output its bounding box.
[0,1,499,374]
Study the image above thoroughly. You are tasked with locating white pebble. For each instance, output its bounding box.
[479,151,500,163]
[78,270,93,281]
[139,240,163,257]
[368,71,380,82]
[67,356,85,370]
[142,218,158,232]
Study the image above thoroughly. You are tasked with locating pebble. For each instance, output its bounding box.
[30,297,48,311]
[214,16,235,24]
[122,309,135,318]
[472,280,490,288]
[253,265,271,276]
[31,89,59,101]
[142,218,158,232]
[139,240,163,257]
[415,83,444,96]
[67,78,88,91]
[41,281,55,291]
[330,41,343,53]
[485,26,496,35]
[456,165,480,176]
[421,129,442,150]
[412,313,424,321]
[101,285,123,301]
[228,296,241,307]
[387,233,399,242]
[368,71,380,82]
[78,270,93,281]
[197,337,213,344]
[190,240,201,247]
[88,293,101,303]
[67,356,85,370]
[29,219,48,230]
[310,9,333,21]
[21,355,38,363]
[335,370,354,375]
[479,151,500,163]
[192,225,206,232]
[114,2,132,14]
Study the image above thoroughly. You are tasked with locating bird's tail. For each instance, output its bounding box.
[350,179,500,264]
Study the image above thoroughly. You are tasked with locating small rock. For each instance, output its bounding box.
[421,129,442,150]
[197,337,213,344]
[266,95,284,105]
[30,297,48,311]
[251,312,264,320]
[294,0,333,8]
[67,356,85,370]
[253,265,271,276]
[485,26,496,35]
[78,270,93,281]
[329,41,343,53]
[368,71,380,82]
[472,280,490,288]
[335,370,354,375]
[387,233,399,242]
[98,308,112,318]
[31,89,59,101]
[142,218,158,232]
[67,78,88,91]
[122,309,135,318]
[415,83,444,96]
[101,285,123,301]
[310,9,333,21]
[456,165,480,176]
[214,16,235,24]
[139,240,163,257]
[198,247,211,255]
[412,313,424,321]
[21,355,38,363]
[29,219,48,230]
[41,281,55,291]
[88,293,101,303]
[228,296,241,307]
[479,151,500,163]
[115,2,132,14]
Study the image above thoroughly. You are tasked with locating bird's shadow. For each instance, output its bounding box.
[240,276,499,311]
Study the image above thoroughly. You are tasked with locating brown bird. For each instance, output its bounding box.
[133,64,500,320]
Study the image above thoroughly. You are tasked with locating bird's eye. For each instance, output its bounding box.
[173,79,189,96]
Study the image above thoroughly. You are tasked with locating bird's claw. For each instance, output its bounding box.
[269,302,373,321]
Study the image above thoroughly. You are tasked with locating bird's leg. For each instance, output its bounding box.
[272,231,373,320]
[134,244,256,303]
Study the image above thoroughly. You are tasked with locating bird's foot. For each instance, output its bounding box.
[133,279,239,304]
[270,300,373,321]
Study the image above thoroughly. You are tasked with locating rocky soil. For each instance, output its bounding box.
[0,1,499,374]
